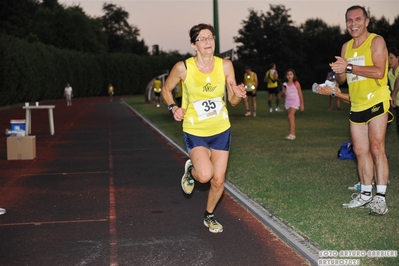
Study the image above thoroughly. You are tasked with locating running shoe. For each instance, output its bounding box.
[284,134,296,140]
[275,107,283,112]
[244,111,251,117]
[181,159,195,194]
[342,193,372,208]
[252,112,256,117]
[0,208,6,215]
[348,182,361,191]
[369,196,388,215]
[204,214,223,233]
[269,108,273,113]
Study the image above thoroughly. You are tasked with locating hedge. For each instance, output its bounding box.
[0,33,181,106]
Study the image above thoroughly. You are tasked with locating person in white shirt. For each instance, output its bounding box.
[64,83,73,106]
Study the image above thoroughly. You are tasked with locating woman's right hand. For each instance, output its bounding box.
[173,107,186,121]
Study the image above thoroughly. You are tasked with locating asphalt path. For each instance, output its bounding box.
[0,96,311,266]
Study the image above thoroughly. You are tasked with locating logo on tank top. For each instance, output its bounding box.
[203,76,217,92]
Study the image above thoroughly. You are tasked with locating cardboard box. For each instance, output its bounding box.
[7,136,36,160]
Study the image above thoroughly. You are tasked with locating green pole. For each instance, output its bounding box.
[213,0,220,54]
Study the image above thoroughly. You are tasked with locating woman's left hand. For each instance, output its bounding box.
[232,83,247,98]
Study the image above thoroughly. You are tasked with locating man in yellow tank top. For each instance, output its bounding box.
[243,66,258,116]
[264,63,282,112]
[330,5,391,215]
[161,23,247,233]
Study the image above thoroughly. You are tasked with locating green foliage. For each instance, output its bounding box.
[234,6,303,75]
[28,3,107,54]
[0,33,180,106]
[300,19,345,86]
[235,4,399,90]
[385,16,399,49]
[0,0,40,38]
[101,2,148,55]
[0,0,147,55]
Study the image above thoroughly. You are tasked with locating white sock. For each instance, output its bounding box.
[360,184,372,200]
[376,185,387,202]
[376,185,387,194]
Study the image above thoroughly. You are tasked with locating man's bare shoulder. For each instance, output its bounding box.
[371,34,387,47]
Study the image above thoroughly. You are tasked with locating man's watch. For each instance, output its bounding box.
[167,103,177,114]
[345,64,353,74]
[331,88,336,97]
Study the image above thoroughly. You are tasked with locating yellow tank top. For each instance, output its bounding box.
[153,79,162,93]
[266,70,278,88]
[181,56,230,136]
[345,33,390,112]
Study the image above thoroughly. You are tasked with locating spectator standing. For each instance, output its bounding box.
[264,63,282,112]
[388,47,399,134]
[64,83,73,106]
[243,66,258,117]
[282,69,304,140]
[330,5,392,215]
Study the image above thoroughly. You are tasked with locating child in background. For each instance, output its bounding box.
[282,69,304,140]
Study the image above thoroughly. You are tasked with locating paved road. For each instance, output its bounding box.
[0,97,310,266]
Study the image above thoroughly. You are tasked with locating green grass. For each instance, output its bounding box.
[124,90,399,266]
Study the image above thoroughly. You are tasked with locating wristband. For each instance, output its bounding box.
[167,103,177,114]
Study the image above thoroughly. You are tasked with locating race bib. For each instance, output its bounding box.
[347,56,366,84]
[192,97,223,121]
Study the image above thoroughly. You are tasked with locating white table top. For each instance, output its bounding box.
[23,105,55,109]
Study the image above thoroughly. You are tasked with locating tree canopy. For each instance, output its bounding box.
[101,3,147,54]
[234,4,399,88]
[1,1,398,88]
[0,0,148,55]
